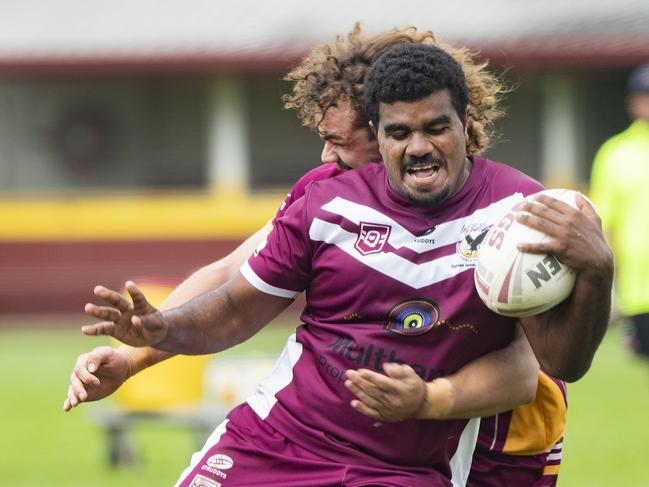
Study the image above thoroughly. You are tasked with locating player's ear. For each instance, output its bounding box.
[369,120,376,136]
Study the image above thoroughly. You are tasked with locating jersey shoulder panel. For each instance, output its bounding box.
[274,163,345,221]
[478,157,544,197]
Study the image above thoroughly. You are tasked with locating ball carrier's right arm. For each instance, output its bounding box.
[63,226,269,412]
[84,274,292,357]
[516,193,614,382]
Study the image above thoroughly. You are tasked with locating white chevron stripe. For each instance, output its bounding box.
[247,332,303,420]
[321,194,524,253]
[240,261,299,298]
[450,417,480,487]
[309,219,474,289]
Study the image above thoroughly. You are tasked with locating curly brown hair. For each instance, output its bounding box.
[283,23,506,155]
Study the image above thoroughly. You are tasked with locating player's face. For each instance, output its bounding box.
[376,90,471,206]
[317,100,381,169]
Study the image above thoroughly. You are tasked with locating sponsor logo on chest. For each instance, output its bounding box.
[456,227,490,262]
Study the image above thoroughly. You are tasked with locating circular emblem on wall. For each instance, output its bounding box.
[385,298,440,336]
[52,105,117,172]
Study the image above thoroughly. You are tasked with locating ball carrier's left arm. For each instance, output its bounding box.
[516,192,614,382]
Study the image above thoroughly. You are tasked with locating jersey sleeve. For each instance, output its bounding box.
[274,188,300,222]
[488,159,544,200]
[516,175,545,197]
[274,163,343,221]
[241,192,313,299]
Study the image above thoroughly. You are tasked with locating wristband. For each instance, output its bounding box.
[415,377,455,420]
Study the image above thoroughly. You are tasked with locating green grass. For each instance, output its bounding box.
[0,317,647,486]
[560,322,649,486]
[0,315,295,487]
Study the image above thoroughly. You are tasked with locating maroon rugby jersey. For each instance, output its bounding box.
[241,157,543,484]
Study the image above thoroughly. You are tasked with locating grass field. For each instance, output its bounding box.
[0,316,648,486]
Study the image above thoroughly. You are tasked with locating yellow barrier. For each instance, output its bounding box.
[114,280,210,412]
[0,190,282,240]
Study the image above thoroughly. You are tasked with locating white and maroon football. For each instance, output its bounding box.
[474,189,579,317]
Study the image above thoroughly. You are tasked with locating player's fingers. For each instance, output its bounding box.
[63,395,81,412]
[344,370,373,392]
[350,399,382,419]
[84,303,121,322]
[85,346,120,373]
[575,193,602,224]
[344,379,384,409]
[382,362,416,380]
[94,286,133,313]
[74,362,101,387]
[345,370,387,396]
[73,353,101,383]
[66,384,81,409]
[353,368,397,392]
[517,201,564,227]
[125,281,152,311]
[515,211,560,238]
[516,241,560,255]
[69,370,90,401]
[345,379,388,408]
[81,321,116,337]
[530,194,574,215]
[84,347,109,371]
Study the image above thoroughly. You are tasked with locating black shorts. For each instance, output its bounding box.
[629,313,649,358]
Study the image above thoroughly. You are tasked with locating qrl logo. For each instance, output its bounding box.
[355,222,391,255]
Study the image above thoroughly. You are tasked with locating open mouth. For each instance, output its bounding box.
[405,161,442,180]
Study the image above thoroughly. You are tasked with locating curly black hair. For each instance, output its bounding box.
[284,24,505,154]
[364,43,469,127]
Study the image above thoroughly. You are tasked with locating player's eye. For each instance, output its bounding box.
[427,125,448,135]
[387,130,409,140]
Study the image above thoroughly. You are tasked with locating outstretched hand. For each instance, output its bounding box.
[82,281,168,347]
[63,346,130,412]
[344,363,429,422]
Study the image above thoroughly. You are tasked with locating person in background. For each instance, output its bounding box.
[590,63,649,383]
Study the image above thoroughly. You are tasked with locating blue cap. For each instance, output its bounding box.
[627,64,649,94]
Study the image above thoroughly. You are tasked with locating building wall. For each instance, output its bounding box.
[484,71,544,179]
[0,239,242,314]
[0,76,210,192]
[0,68,634,194]
[245,74,324,188]
[486,68,630,188]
